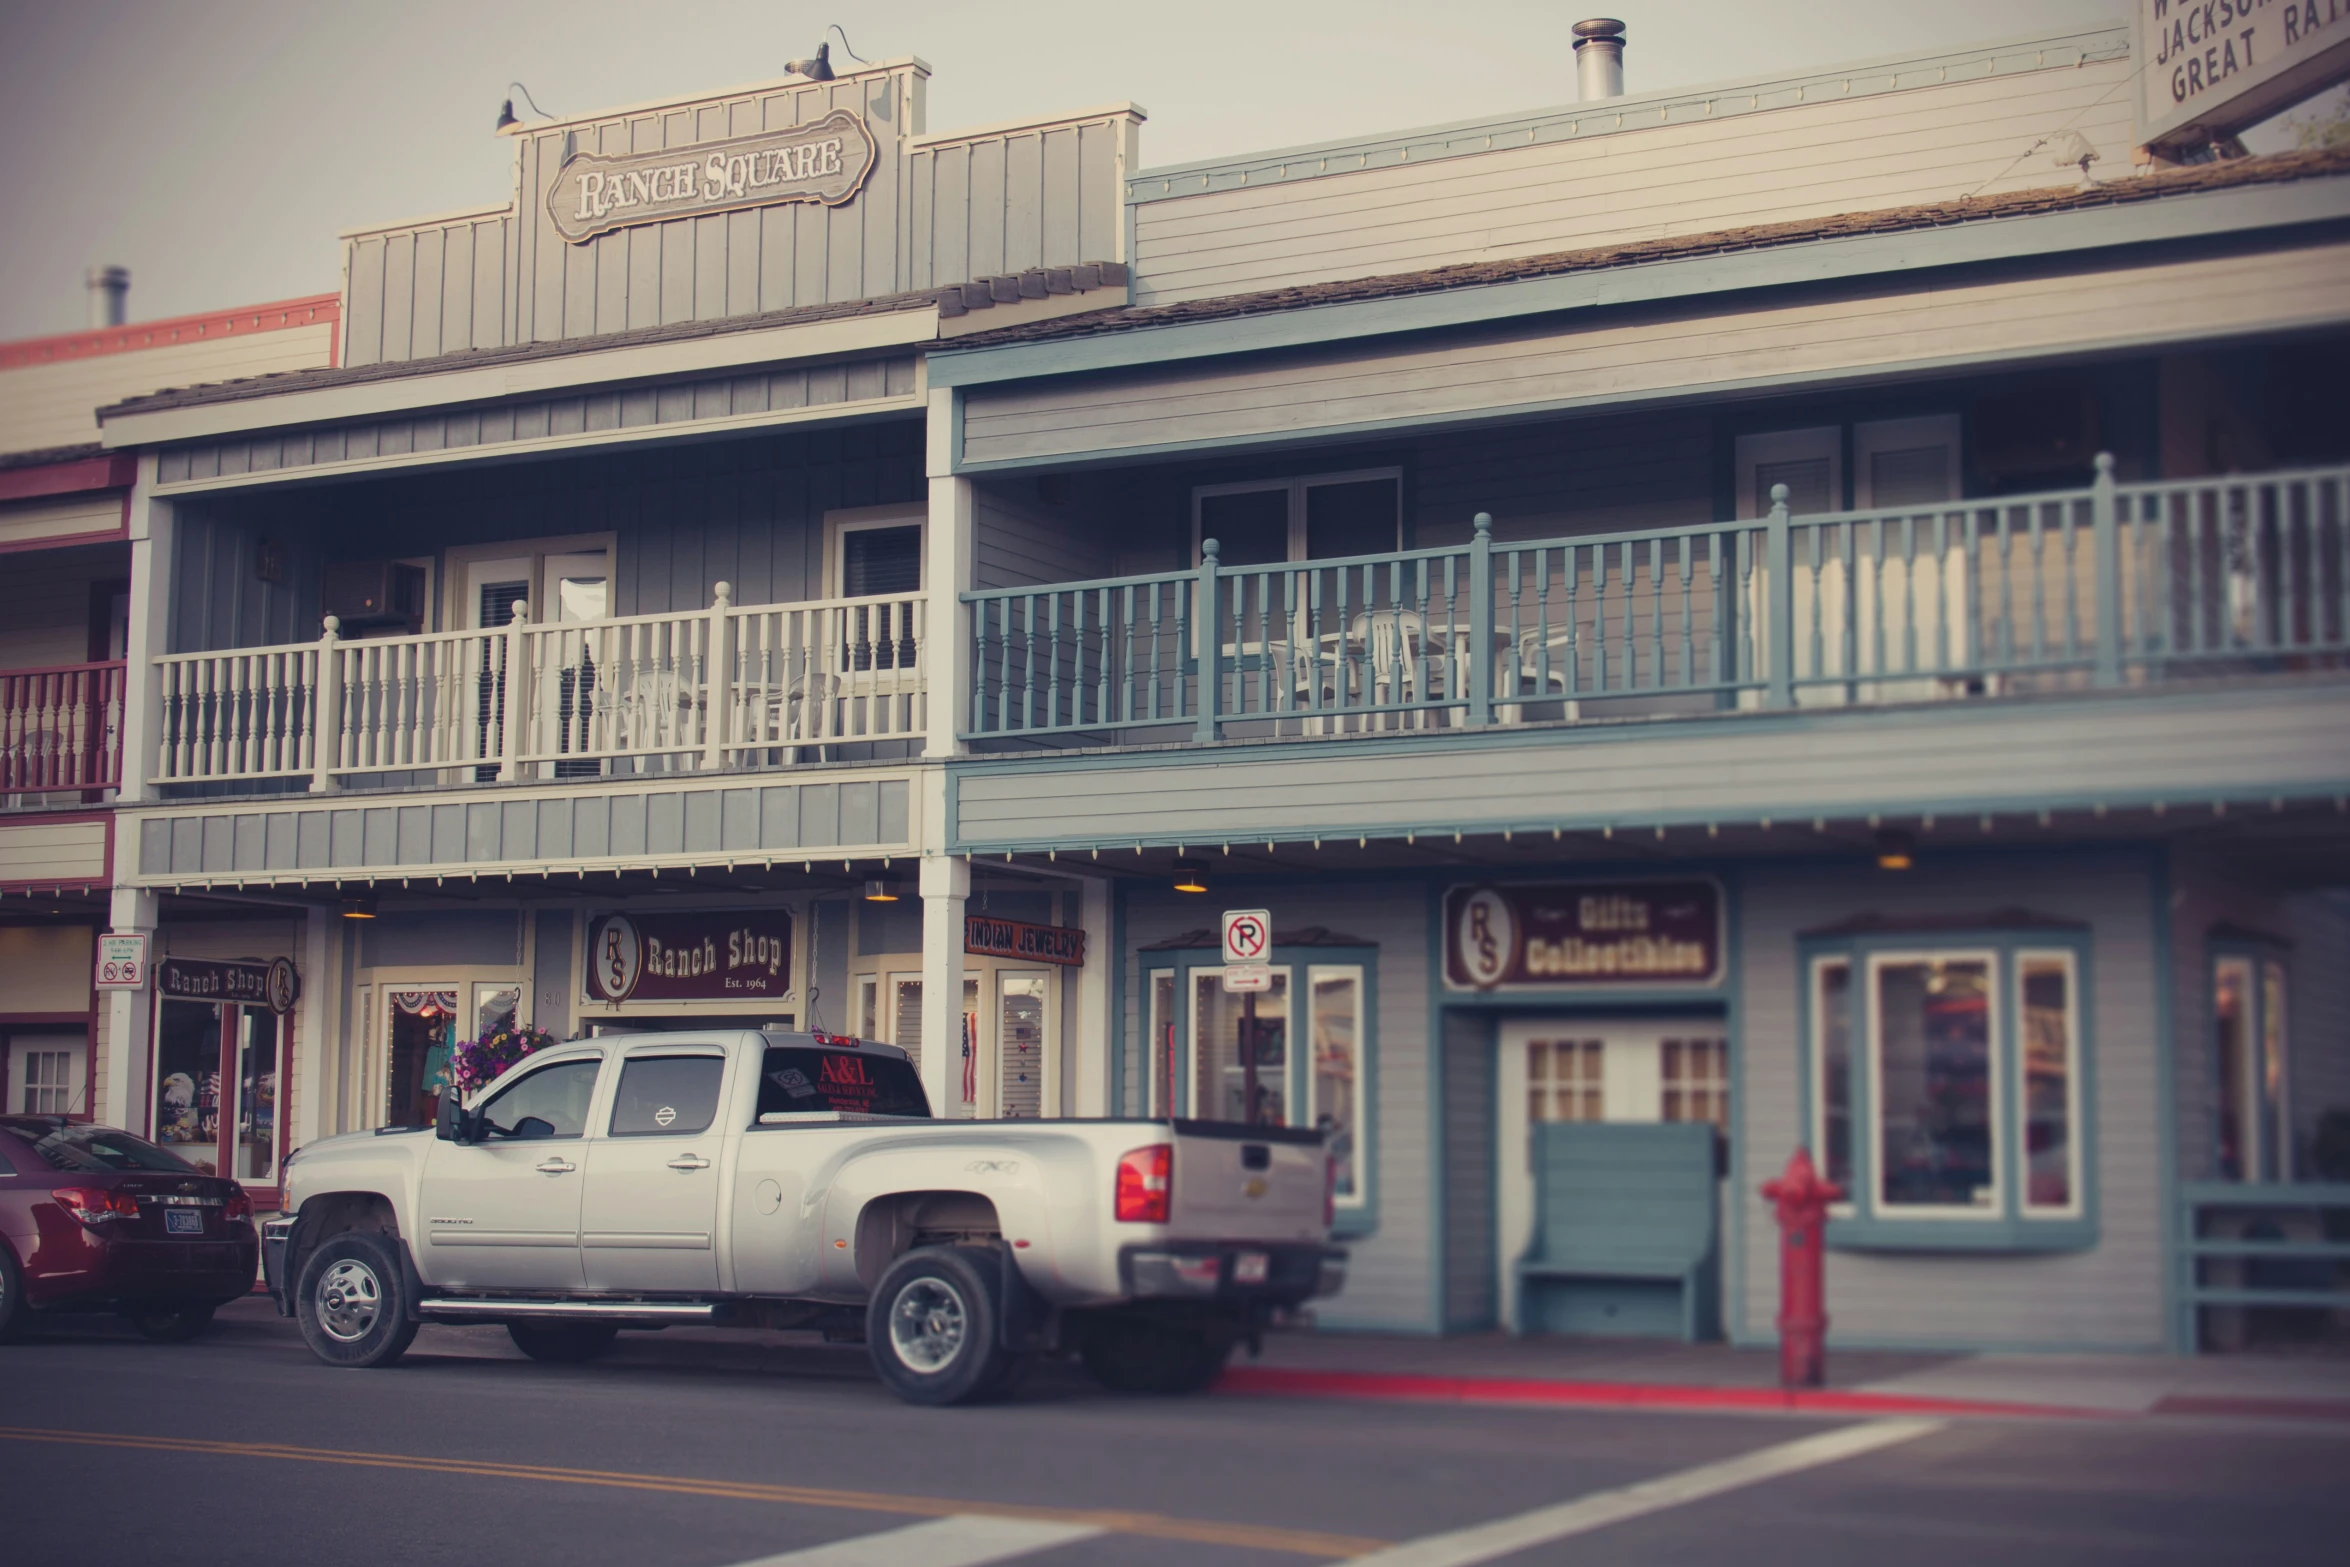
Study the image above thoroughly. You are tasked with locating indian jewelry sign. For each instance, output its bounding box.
[585,910,794,1003]
[1444,881,1722,991]
[548,109,879,245]
[2135,0,2350,147]
[964,915,1086,968]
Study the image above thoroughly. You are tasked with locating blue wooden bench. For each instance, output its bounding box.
[1515,1121,1721,1341]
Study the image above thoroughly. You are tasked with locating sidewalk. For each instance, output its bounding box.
[1222,1329,2350,1423]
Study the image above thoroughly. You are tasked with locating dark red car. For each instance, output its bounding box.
[0,1115,259,1342]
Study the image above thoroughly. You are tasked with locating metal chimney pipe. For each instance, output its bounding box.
[86,265,129,329]
[1572,18,1626,101]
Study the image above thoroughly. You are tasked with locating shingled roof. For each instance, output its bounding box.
[935,145,2350,356]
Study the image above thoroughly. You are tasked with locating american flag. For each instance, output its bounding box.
[960,1011,977,1108]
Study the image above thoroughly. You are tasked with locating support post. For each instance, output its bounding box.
[117,455,173,803]
[496,598,530,783]
[1195,537,1222,742]
[925,391,975,759]
[1073,875,1113,1117]
[918,853,971,1119]
[1466,512,1494,726]
[703,580,733,770]
[310,615,343,794]
[2090,452,2122,687]
[1765,483,1794,709]
[101,886,159,1134]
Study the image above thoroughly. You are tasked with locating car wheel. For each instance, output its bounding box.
[294,1231,420,1369]
[507,1321,620,1363]
[865,1245,1014,1406]
[1080,1313,1235,1394]
[125,1301,216,1343]
[0,1244,24,1344]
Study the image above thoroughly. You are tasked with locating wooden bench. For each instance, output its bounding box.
[1516,1121,1720,1341]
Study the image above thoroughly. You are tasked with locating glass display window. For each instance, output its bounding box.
[150,997,282,1185]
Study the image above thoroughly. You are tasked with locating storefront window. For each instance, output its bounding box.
[998,972,1048,1118]
[1309,966,1364,1203]
[891,977,923,1073]
[1802,933,2094,1248]
[154,1000,224,1174]
[2213,947,2291,1183]
[232,1009,279,1182]
[1193,968,1289,1125]
[1871,954,1996,1213]
[386,989,456,1128]
[1661,1036,1729,1128]
[1146,971,1177,1117]
[474,983,521,1040]
[1528,1037,1603,1123]
[152,997,281,1183]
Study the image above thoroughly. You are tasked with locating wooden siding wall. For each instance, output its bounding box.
[1122,881,1434,1332]
[0,542,126,668]
[343,61,1136,368]
[961,240,2350,469]
[1736,851,2165,1350]
[2287,893,2350,1163]
[1441,1007,1497,1331]
[1127,44,2133,307]
[972,477,1113,590]
[0,820,108,885]
[167,421,923,653]
[2,325,336,455]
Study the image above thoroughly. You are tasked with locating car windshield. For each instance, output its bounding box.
[757,1047,929,1118]
[3,1123,199,1174]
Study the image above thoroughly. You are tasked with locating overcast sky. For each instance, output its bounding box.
[0,0,2321,339]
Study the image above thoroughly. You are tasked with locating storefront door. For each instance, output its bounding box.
[6,1030,87,1117]
[1495,1019,1728,1331]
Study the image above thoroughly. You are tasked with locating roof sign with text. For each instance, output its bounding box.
[548,109,880,245]
[2135,0,2350,148]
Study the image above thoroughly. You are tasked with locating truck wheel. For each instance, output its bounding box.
[125,1301,216,1342]
[295,1232,419,1369]
[1081,1314,1235,1394]
[508,1321,620,1363]
[866,1245,1015,1406]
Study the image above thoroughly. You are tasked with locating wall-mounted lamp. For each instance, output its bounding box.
[787,25,867,81]
[1172,857,1209,894]
[1874,829,1915,872]
[339,892,379,920]
[861,877,901,903]
[494,81,556,134]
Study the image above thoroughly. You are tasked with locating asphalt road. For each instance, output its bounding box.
[2,1299,2344,1567]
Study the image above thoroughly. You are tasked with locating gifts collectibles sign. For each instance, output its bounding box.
[1444,882,1722,990]
[585,911,793,1003]
[548,110,879,244]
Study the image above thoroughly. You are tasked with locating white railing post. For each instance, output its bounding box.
[497,599,530,783]
[1765,483,1794,708]
[704,580,733,771]
[309,616,342,793]
[2090,452,2122,687]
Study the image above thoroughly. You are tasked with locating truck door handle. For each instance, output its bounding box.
[535,1157,576,1175]
[667,1153,711,1171]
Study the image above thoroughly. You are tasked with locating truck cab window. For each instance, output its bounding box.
[757,1048,929,1118]
[480,1058,601,1140]
[610,1055,725,1136]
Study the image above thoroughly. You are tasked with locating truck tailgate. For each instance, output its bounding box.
[1167,1122,1326,1244]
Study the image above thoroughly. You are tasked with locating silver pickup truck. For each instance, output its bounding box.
[263,1028,1342,1404]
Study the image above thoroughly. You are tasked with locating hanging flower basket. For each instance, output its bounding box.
[450,1024,561,1097]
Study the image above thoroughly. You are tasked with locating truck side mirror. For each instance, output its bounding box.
[436,1094,467,1143]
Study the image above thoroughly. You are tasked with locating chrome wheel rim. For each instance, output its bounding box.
[887,1277,967,1374]
[315,1258,382,1343]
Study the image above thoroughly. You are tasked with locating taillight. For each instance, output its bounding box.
[224,1188,253,1222]
[1323,1156,1337,1229]
[52,1187,140,1225]
[1115,1144,1172,1224]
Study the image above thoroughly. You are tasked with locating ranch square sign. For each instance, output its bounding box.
[548,109,879,244]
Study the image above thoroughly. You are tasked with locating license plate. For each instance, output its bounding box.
[1234,1251,1269,1285]
[165,1209,203,1235]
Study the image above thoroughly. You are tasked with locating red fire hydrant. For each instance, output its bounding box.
[1761,1147,1843,1388]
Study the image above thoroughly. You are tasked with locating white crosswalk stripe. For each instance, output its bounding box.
[1340,1417,1946,1567]
[721,1513,1105,1567]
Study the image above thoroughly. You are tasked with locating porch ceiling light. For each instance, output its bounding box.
[339,892,379,920]
[861,877,901,903]
[1874,829,1915,872]
[1172,857,1209,894]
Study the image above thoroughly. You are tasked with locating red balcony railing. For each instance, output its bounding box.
[1,660,126,798]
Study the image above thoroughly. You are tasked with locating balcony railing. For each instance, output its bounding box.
[2,660,125,802]
[962,459,2350,745]
[151,586,924,790]
[2178,1182,2350,1352]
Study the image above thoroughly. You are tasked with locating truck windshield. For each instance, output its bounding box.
[757,1048,929,1119]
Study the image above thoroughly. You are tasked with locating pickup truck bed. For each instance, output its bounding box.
[266,1029,1343,1403]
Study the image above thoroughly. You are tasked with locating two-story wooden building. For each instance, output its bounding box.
[85,23,2350,1350]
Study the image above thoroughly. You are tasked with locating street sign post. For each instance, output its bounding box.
[95,932,149,990]
[1221,910,1274,1123]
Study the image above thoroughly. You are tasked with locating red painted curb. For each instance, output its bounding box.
[1214,1365,2107,1421]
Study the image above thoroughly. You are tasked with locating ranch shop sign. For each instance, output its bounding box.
[1445,881,1724,991]
[547,109,879,244]
[584,910,793,1004]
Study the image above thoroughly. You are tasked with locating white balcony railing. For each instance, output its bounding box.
[151,585,925,790]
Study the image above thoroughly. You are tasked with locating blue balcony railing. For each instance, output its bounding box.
[961,457,2350,746]
[2178,1182,2350,1352]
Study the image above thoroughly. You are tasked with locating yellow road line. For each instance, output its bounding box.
[0,1425,1383,1559]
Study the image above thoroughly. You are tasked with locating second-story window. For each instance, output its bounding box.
[1192,469,1402,567]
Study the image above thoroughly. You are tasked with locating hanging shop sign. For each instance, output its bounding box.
[155,955,302,1015]
[1444,881,1723,991]
[964,915,1086,967]
[548,109,880,244]
[2134,0,2350,148]
[584,910,794,1003]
